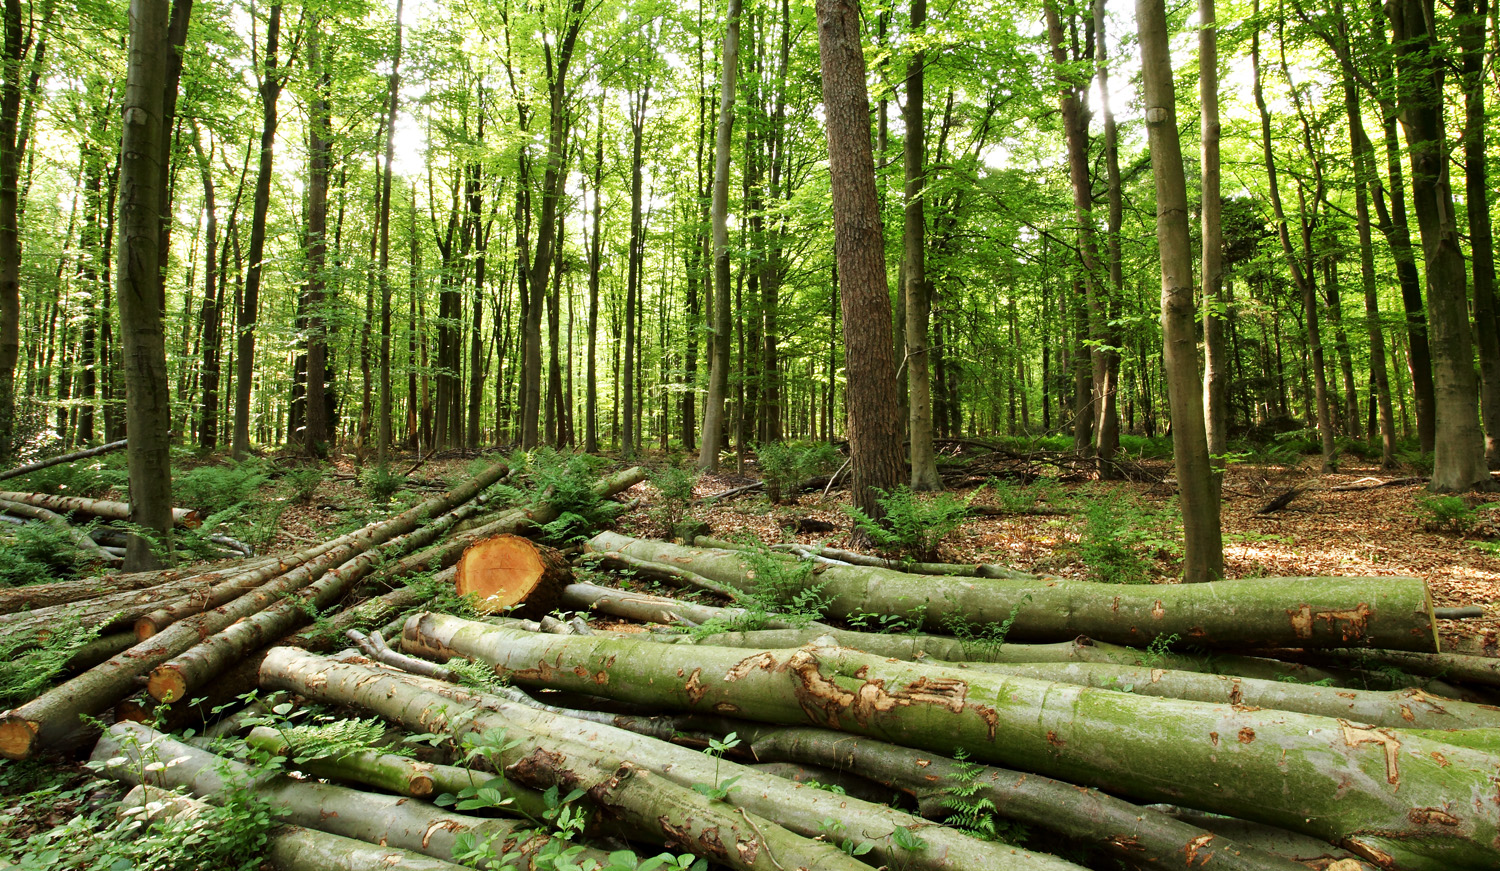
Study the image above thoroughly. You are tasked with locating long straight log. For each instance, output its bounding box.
[1267,647,1500,689]
[742,726,1311,871]
[560,581,827,631]
[404,615,1500,870]
[0,557,281,614]
[0,489,200,527]
[0,438,128,482]
[0,498,121,565]
[588,533,1440,651]
[146,498,491,702]
[944,659,1500,730]
[769,542,1035,580]
[92,721,588,870]
[262,647,1086,871]
[0,461,508,759]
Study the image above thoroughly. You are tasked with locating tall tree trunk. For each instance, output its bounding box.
[0,0,29,459]
[1458,0,1500,468]
[232,3,285,459]
[1389,0,1488,491]
[586,98,602,454]
[1138,0,1222,581]
[1199,0,1226,462]
[1090,0,1122,464]
[303,25,331,458]
[624,80,650,459]
[904,0,938,490]
[466,95,487,450]
[115,0,176,570]
[520,0,585,449]
[376,0,404,466]
[699,0,741,472]
[814,0,904,522]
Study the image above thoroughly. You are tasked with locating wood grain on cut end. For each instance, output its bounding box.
[0,715,38,760]
[454,535,571,618]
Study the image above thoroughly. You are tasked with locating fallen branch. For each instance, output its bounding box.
[0,439,127,483]
[0,489,200,528]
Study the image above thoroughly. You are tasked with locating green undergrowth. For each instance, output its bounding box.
[0,618,100,708]
[846,485,980,562]
[1069,489,1181,583]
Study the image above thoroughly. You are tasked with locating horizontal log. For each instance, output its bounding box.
[0,490,199,527]
[587,533,1441,651]
[405,615,1500,870]
[0,438,127,483]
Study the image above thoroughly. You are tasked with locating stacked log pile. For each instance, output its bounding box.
[70,528,1497,871]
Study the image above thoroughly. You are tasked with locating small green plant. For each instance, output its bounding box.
[0,619,100,707]
[1413,494,1475,534]
[691,732,743,801]
[649,464,697,528]
[281,466,325,504]
[360,463,407,504]
[846,485,979,562]
[0,520,90,587]
[1072,490,1172,583]
[1138,632,1180,669]
[1397,447,1435,475]
[942,594,1031,660]
[818,818,874,857]
[756,441,840,504]
[175,458,272,516]
[939,749,1000,841]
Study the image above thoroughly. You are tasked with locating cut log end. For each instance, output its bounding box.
[0,715,38,760]
[134,616,161,641]
[454,535,571,619]
[147,666,189,704]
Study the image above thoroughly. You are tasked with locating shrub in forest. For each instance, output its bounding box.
[757,441,840,504]
[359,464,407,504]
[523,448,623,544]
[281,466,325,504]
[846,485,977,562]
[648,464,697,527]
[1072,491,1172,583]
[12,454,127,498]
[1413,495,1475,535]
[0,521,88,587]
[175,458,272,516]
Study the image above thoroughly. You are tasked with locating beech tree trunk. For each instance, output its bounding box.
[587,533,1439,650]
[1137,0,1221,580]
[698,0,740,472]
[405,618,1500,870]
[903,0,938,491]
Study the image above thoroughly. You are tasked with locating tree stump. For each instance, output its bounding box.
[454,535,571,618]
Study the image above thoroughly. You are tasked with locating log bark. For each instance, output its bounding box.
[93,722,573,870]
[945,660,1500,731]
[0,489,199,527]
[770,542,1034,580]
[744,726,1310,871]
[1268,647,1500,689]
[559,581,825,631]
[589,533,1439,651]
[0,558,280,614]
[582,550,743,598]
[455,534,571,617]
[0,461,508,759]
[0,498,121,564]
[0,438,127,482]
[262,646,1085,871]
[405,616,1500,870]
[145,497,486,703]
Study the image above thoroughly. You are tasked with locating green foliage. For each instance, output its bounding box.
[757,441,840,504]
[688,547,829,638]
[1413,495,1475,534]
[941,593,1031,659]
[846,485,978,562]
[360,463,407,504]
[0,619,100,707]
[447,656,511,693]
[648,464,697,527]
[11,454,127,498]
[520,448,622,545]
[0,519,89,587]
[1397,447,1435,475]
[938,748,1027,845]
[1072,490,1178,583]
[281,466,325,504]
[818,818,874,857]
[273,714,404,764]
[986,476,1063,514]
[174,458,272,516]
[691,732,742,802]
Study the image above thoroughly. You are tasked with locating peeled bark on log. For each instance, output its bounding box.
[944,660,1500,731]
[146,498,485,703]
[769,542,1035,580]
[744,726,1311,871]
[0,461,509,759]
[1162,808,1377,869]
[0,438,128,482]
[263,647,1086,871]
[93,721,591,870]
[455,535,571,617]
[0,490,200,527]
[560,581,827,631]
[0,498,121,565]
[588,533,1440,652]
[405,616,1500,870]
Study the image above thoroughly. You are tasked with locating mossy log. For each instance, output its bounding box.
[587,533,1440,651]
[403,614,1500,870]
[261,646,1086,871]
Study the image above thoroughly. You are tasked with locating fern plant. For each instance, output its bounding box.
[0,619,100,707]
[846,485,979,561]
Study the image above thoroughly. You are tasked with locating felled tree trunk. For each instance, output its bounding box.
[0,489,199,527]
[560,582,824,631]
[0,438,127,482]
[261,647,1085,871]
[743,726,1310,871]
[403,615,1500,870]
[587,533,1440,651]
[0,557,280,614]
[0,498,120,564]
[454,535,571,617]
[93,721,588,870]
[0,460,508,759]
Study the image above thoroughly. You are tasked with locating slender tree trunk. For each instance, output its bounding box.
[903,0,938,490]
[624,80,650,459]
[814,0,904,522]
[232,3,285,459]
[115,0,176,570]
[1138,0,1222,581]
[586,98,602,454]
[699,0,740,472]
[303,25,331,457]
[1459,0,1500,468]
[0,0,28,459]
[1200,0,1226,462]
[376,0,404,466]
